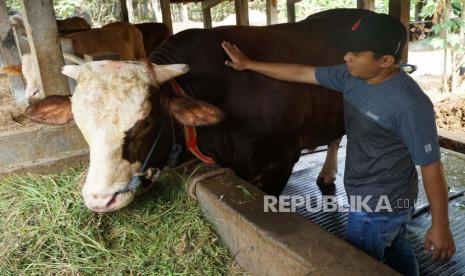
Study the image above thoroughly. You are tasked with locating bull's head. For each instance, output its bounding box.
[26,60,224,212]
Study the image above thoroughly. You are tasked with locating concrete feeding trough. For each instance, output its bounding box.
[0,124,88,176]
[184,162,398,275]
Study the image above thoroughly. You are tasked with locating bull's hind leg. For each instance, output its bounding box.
[316,137,342,195]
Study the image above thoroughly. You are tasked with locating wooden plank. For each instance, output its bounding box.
[234,0,249,26]
[120,0,129,22]
[266,0,278,25]
[389,0,410,61]
[202,8,213,29]
[20,0,70,97]
[160,0,173,34]
[0,0,26,105]
[357,0,375,10]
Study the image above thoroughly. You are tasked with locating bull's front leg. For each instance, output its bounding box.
[316,137,342,194]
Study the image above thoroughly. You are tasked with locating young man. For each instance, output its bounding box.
[221,13,455,275]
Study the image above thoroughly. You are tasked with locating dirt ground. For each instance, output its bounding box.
[434,96,465,132]
[408,43,465,135]
[0,76,40,132]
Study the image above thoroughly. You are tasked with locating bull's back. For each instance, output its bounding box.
[152,9,372,146]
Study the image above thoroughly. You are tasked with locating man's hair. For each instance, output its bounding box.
[373,52,402,64]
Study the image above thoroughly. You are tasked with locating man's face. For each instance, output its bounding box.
[343,51,384,79]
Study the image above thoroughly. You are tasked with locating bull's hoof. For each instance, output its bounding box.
[316,176,336,195]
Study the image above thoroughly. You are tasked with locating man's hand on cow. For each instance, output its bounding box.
[222,41,250,71]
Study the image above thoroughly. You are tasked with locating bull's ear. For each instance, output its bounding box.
[152,64,189,84]
[25,95,73,124]
[61,65,81,80]
[410,27,416,32]
[424,28,432,32]
[169,96,224,126]
[0,65,22,76]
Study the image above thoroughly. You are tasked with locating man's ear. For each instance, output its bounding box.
[25,95,73,124]
[380,55,396,68]
[168,96,224,126]
[0,65,22,76]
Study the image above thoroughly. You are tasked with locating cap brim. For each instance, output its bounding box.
[328,31,368,53]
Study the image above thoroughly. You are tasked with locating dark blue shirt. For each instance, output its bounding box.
[315,64,440,211]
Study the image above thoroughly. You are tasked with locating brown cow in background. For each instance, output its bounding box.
[135,22,171,55]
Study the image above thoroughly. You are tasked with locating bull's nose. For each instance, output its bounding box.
[83,191,134,212]
[84,193,118,211]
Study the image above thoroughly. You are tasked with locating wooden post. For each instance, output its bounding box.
[389,0,410,62]
[0,0,26,105]
[266,0,278,25]
[235,0,249,26]
[120,0,129,22]
[20,0,70,97]
[287,0,302,23]
[357,0,375,10]
[201,0,224,28]
[202,8,213,29]
[126,0,134,22]
[160,0,173,34]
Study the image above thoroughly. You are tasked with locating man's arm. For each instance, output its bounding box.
[421,160,456,261]
[221,41,319,85]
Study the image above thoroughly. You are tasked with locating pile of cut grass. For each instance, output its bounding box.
[0,167,244,275]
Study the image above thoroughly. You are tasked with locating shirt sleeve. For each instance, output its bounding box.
[315,64,351,93]
[397,103,441,166]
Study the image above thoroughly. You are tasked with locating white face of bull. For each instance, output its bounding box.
[62,60,189,212]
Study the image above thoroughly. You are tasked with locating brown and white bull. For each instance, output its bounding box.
[24,9,373,212]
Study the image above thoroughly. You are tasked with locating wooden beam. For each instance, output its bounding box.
[0,0,26,105]
[389,0,410,61]
[120,0,129,22]
[234,0,249,26]
[266,0,278,25]
[160,0,173,34]
[357,0,375,10]
[20,0,70,97]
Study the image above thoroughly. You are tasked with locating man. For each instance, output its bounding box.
[221,12,455,275]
